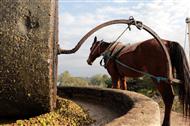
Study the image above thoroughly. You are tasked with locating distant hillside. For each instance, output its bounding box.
[58,71,89,87]
[58,71,110,88]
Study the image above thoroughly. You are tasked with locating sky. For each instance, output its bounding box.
[58,0,190,77]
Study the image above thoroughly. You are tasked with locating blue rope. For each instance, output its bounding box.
[115,59,168,83]
[155,77,168,83]
[100,53,168,83]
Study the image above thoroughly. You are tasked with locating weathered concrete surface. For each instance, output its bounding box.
[69,98,122,126]
[0,0,58,117]
[58,87,160,126]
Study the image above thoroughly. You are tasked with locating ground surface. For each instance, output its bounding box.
[160,109,190,126]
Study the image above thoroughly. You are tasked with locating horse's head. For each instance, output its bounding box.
[87,36,103,65]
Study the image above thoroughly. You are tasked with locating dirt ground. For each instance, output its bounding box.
[160,110,190,126]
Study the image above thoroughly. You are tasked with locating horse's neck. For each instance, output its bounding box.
[101,42,111,54]
[104,42,122,53]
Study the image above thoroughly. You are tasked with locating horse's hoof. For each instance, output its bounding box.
[162,123,170,126]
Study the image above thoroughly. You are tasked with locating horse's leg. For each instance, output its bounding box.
[154,81,174,126]
[120,76,127,90]
[107,62,120,89]
[111,78,120,89]
[111,75,120,89]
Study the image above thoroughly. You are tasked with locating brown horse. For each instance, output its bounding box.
[87,36,190,126]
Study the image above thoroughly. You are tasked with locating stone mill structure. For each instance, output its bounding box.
[0,0,58,117]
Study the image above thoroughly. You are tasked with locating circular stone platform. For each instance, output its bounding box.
[58,87,160,126]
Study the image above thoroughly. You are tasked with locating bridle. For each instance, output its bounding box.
[90,40,104,56]
[89,40,119,66]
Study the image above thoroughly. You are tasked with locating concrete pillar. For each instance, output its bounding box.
[186,17,190,60]
[0,0,58,117]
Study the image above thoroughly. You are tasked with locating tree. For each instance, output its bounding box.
[89,74,111,88]
[58,71,89,87]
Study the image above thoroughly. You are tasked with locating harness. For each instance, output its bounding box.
[100,42,168,83]
[100,42,126,67]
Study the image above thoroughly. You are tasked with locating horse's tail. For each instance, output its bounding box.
[169,41,190,116]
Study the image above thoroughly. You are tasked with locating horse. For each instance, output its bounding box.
[87,36,190,126]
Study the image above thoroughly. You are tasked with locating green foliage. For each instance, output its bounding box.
[172,97,183,113]
[105,79,112,88]
[58,71,111,88]
[58,71,89,87]
[89,74,110,88]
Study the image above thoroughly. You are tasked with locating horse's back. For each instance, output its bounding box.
[118,38,159,57]
[117,38,171,76]
[118,41,142,57]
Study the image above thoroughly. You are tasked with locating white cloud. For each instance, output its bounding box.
[112,0,128,3]
[96,6,137,16]
[60,12,75,25]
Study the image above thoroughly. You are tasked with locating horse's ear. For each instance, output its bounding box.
[93,36,97,43]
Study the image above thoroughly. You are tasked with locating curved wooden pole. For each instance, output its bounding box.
[58,19,173,82]
[58,20,133,54]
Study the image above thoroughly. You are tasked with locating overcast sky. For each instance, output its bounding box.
[58,0,190,77]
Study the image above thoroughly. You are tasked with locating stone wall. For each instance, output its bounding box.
[0,0,58,117]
